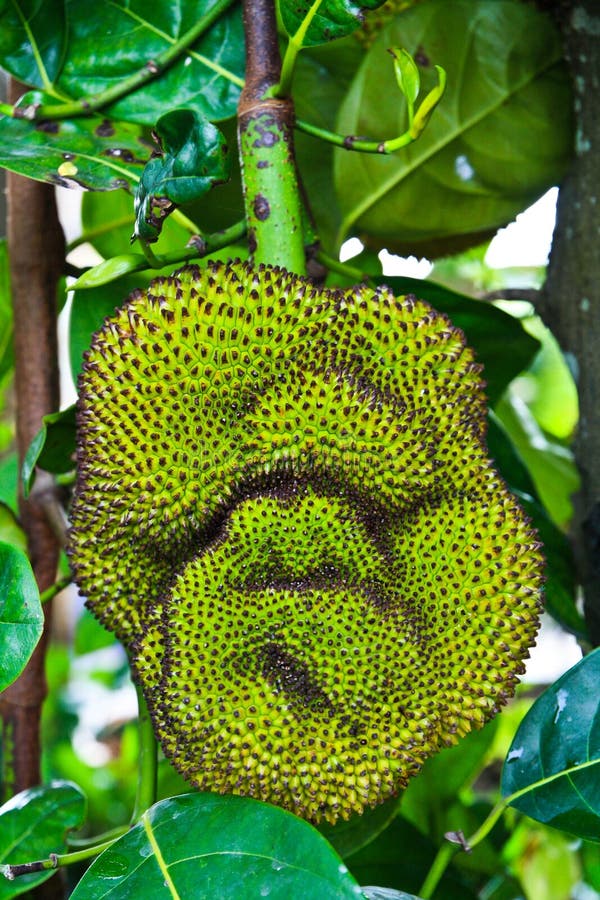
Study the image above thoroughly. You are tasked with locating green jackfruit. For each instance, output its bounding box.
[68,260,543,823]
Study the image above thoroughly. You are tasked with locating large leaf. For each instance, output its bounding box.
[294,39,364,249]
[0,782,86,899]
[69,793,363,898]
[55,0,244,125]
[134,110,230,242]
[375,276,539,404]
[0,541,42,693]
[0,0,67,89]
[22,406,76,497]
[279,0,386,47]
[334,0,572,255]
[501,648,600,841]
[0,96,151,189]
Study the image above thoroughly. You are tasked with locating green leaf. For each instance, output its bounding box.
[134,109,230,242]
[69,793,363,899]
[279,0,387,47]
[0,454,19,514]
[0,96,150,189]
[56,0,244,125]
[0,782,86,899]
[0,541,42,693]
[334,0,572,255]
[400,719,498,838]
[391,48,420,109]
[501,648,600,841]
[486,414,586,640]
[69,254,148,290]
[374,276,539,404]
[0,503,27,554]
[0,0,67,89]
[22,406,76,497]
[495,389,580,530]
[347,816,475,900]
[319,795,401,859]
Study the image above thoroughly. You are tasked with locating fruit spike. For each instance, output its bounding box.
[68,260,543,823]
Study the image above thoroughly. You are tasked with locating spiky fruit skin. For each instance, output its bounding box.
[69,261,543,824]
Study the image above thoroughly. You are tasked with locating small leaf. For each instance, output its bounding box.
[390,49,420,109]
[501,648,600,841]
[69,793,363,899]
[22,406,77,498]
[0,96,151,190]
[0,541,42,693]
[0,0,67,89]
[334,0,572,255]
[134,110,230,242]
[70,254,148,290]
[0,782,86,899]
[279,0,388,47]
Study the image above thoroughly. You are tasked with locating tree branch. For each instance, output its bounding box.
[542,0,600,644]
[0,81,64,802]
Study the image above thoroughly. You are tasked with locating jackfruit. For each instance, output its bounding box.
[68,260,543,823]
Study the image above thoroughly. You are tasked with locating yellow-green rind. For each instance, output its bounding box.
[68,260,543,824]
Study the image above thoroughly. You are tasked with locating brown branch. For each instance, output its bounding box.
[541,0,600,644]
[0,80,64,801]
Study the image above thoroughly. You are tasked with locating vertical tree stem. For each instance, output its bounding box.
[0,81,64,798]
[237,0,306,273]
[542,0,600,645]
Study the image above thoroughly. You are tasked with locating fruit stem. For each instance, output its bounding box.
[237,0,306,273]
[130,683,158,824]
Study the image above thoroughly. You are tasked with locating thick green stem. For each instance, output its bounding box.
[130,683,158,824]
[237,0,306,273]
[419,842,456,900]
[21,0,237,121]
[3,838,118,879]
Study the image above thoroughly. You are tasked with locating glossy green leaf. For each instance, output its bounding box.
[486,414,586,640]
[502,648,600,841]
[375,276,539,404]
[347,816,475,900]
[0,0,67,89]
[0,541,42,693]
[0,241,14,383]
[0,782,86,898]
[22,406,76,497]
[319,795,401,859]
[55,0,244,125]
[0,95,150,189]
[70,793,363,899]
[334,0,572,255]
[134,110,230,242]
[70,254,149,290]
[279,0,386,47]
[0,454,19,515]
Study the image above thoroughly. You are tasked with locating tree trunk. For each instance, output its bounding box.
[542,0,600,644]
[0,79,64,799]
